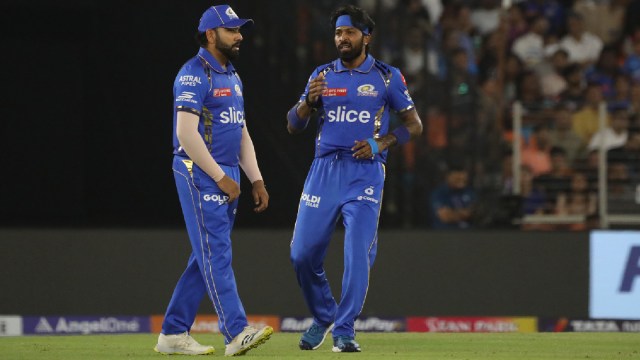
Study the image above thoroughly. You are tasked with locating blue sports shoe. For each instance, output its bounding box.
[299,322,334,350]
[332,335,361,353]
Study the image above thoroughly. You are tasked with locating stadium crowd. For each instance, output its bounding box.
[291,0,640,229]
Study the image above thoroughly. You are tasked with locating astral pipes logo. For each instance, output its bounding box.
[203,194,229,205]
[357,186,378,204]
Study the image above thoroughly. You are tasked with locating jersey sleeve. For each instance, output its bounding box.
[173,64,209,115]
[387,67,415,113]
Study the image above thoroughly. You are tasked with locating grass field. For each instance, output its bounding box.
[1,332,639,359]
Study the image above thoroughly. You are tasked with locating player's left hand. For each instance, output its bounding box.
[352,139,380,160]
[251,180,269,213]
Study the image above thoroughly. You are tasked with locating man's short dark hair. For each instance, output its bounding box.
[330,4,375,35]
[195,31,208,47]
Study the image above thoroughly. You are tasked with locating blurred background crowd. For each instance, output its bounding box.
[285,0,640,230]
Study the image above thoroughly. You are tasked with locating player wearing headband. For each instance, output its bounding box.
[286,4,423,353]
[155,4,272,356]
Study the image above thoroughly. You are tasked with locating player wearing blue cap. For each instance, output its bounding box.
[154,4,272,356]
[286,4,423,353]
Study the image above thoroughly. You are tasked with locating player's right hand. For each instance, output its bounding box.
[216,175,241,203]
[307,72,326,105]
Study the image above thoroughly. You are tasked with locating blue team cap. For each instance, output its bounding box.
[198,5,253,32]
[335,15,370,35]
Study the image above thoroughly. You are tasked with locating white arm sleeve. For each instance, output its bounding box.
[176,111,226,182]
[239,125,263,184]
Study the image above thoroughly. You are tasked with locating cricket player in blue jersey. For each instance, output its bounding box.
[286,4,423,353]
[154,5,272,356]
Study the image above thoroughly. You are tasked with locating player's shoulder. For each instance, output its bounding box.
[312,61,336,76]
[371,58,404,82]
[176,55,208,79]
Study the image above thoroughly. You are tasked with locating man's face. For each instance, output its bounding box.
[447,171,468,190]
[214,27,243,60]
[335,26,366,61]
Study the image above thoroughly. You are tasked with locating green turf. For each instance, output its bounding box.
[0,333,639,359]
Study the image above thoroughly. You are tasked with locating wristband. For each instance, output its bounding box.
[287,104,309,130]
[305,93,319,109]
[391,126,411,145]
[366,138,379,154]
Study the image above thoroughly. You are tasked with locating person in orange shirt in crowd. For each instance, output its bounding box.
[522,124,552,176]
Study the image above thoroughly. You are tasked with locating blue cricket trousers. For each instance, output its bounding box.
[290,153,384,338]
[162,155,247,344]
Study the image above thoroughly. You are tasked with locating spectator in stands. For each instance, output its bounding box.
[533,146,573,209]
[611,73,632,105]
[573,0,627,46]
[587,107,630,151]
[623,33,640,83]
[506,5,529,47]
[538,48,570,98]
[559,12,603,67]
[607,161,639,213]
[512,16,550,69]
[504,53,525,104]
[549,103,584,163]
[470,0,501,36]
[572,82,608,143]
[608,129,640,177]
[446,47,478,163]
[522,0,566,36]
[431,165,476,229]
[522,123,553,176]
[554,171,598,230]
[585,46,622,99]
[559,63,586,110]
[520,165,548,215]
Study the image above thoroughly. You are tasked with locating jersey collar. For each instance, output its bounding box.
[197,47,236,74]
[333,54,374,73]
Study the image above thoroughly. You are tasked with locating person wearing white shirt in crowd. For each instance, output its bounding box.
[559,12,603,67]
[587,107,630,151]
[512,16,550,69]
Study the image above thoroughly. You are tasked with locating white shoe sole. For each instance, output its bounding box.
[312,323,335,350]
[224,326,274,356]
[154,345,215,355]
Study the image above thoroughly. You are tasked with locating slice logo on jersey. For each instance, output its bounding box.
[179,75,202,86]
[213,88,232,97]
[357,187,379,204]
[327,106,371,123]
[203,194,229,205]
[176,91,198,104]
[234,84,243,97]
[301,193,321,208]
[322,88,347,97]
[226,7,239,19]
[357,84,378,97]
[220,107,245,124]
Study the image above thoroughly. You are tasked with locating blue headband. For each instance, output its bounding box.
[335,15,370,35]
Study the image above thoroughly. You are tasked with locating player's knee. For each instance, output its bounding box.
[290,248,314,268]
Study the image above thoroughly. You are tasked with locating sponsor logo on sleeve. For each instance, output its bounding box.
[179,75,202,86]
[357,84,378,97]
[213,88,232,97]
[404,89,413,102]
[176,91,198,104]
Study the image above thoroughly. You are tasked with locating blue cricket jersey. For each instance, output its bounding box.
[173,47,246,166]
[298,54,415,162]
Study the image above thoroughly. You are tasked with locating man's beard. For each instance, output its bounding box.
[216,40,240,60]
[337,39,364,62]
